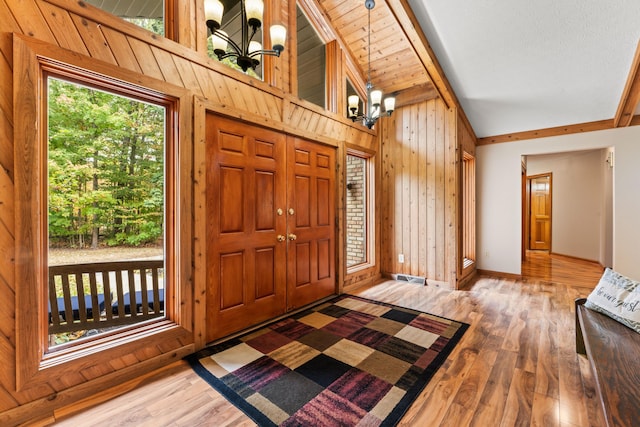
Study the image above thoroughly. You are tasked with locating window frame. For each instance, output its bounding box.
[462,151,476,270]
[14,35,192,390]
[345,150,375,273]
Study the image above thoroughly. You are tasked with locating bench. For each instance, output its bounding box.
[49,294,106,322]
[575,298,640,427]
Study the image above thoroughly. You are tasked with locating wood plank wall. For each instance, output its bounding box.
[0,0,377,424]
[379,98,458,288]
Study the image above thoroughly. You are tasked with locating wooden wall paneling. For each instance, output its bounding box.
[0,315,16,401]
[0,0,18,67]
[0,163,13,235]
[417,102,428,276]
[172,56,203,96]
[0,220,14,291]
[426,100,436,278]
[70,15,119,64]
[35,1,88,56]
[379,98,458,286]
[6,0,57,44]
[151,45,184,86]
[393,110,404,275]
[435,99,446,281]
[127,37,165,80]
[379,118,390,274]
[409,104,420,274]
[0,376,18,412]
[101,28,143,73]
[401,105,412,274]
[191,63,218,100]
[0,272,14,339]
[0,108,13,188]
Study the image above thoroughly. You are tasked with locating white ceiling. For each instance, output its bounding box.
[407,0,640,138]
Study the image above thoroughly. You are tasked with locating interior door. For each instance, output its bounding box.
[206,114,287,342]
[287,137,336,309]
[529,174,552,250]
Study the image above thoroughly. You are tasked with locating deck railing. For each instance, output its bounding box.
[48,259,165,335]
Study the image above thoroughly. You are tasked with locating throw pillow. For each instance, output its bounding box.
[585,267,640,334]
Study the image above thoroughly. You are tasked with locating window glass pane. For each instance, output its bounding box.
[346,155,367,267]
[85,0,165,35]
[47,77,166,349]
[207,0,264,79]
[297,5,325,108]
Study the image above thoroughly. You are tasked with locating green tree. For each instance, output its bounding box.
[47,78,165,248]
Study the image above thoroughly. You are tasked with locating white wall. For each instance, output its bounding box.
[477,125,640,280]
[526,149,607,263]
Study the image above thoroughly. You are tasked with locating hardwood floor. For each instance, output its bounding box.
[52,252,605,427]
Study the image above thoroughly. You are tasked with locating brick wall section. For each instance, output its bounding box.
[346,156,366,267]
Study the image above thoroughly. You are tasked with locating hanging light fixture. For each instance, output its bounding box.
[204,0,287,72]
[348,0,395,129]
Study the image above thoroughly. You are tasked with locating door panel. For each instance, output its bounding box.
[206,114,287,342]
[529,175,552,250]
[287,137,336,309]
[206,116,336,341]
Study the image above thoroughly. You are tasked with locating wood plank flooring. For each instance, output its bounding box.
[51,252,605,426]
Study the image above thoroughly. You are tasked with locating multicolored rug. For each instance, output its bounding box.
[187,294,468,426]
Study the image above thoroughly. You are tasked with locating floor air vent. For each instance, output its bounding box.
[395,274,426,285]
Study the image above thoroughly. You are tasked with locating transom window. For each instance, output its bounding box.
[85,0,166,35]
[297,4,326,108]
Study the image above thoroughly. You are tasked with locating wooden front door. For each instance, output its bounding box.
[206,115,288,341]
[206,116,336,342]
[529,174,552,250]
[287,137,336,310]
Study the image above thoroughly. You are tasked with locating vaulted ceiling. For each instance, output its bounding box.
[87,0,640,140]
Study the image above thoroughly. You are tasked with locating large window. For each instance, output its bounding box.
[346,153,373,270]
[297,4,326,108]
[14,26,190,392]
[46,75,168,350]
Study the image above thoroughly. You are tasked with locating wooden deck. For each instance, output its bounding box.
[51,252,605,426]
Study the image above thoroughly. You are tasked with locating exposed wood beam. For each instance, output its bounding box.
[386,0,477,142]
[614,40,640,127]
[477,119,614,145]
[393,83,439,108]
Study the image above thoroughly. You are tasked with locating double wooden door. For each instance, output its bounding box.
[205,114,335,342]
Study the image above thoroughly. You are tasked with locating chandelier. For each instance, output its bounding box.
[204,0,287,72]
[348,0,395,129]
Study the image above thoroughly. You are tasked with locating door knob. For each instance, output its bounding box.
[288,208,295,215]
[288,234,297,241]
[276,208,283,216]
[277,235,286,242]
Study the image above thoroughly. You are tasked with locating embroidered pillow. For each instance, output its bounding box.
[585,268,640,334]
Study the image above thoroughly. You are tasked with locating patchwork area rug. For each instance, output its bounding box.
[187,294,468,426]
